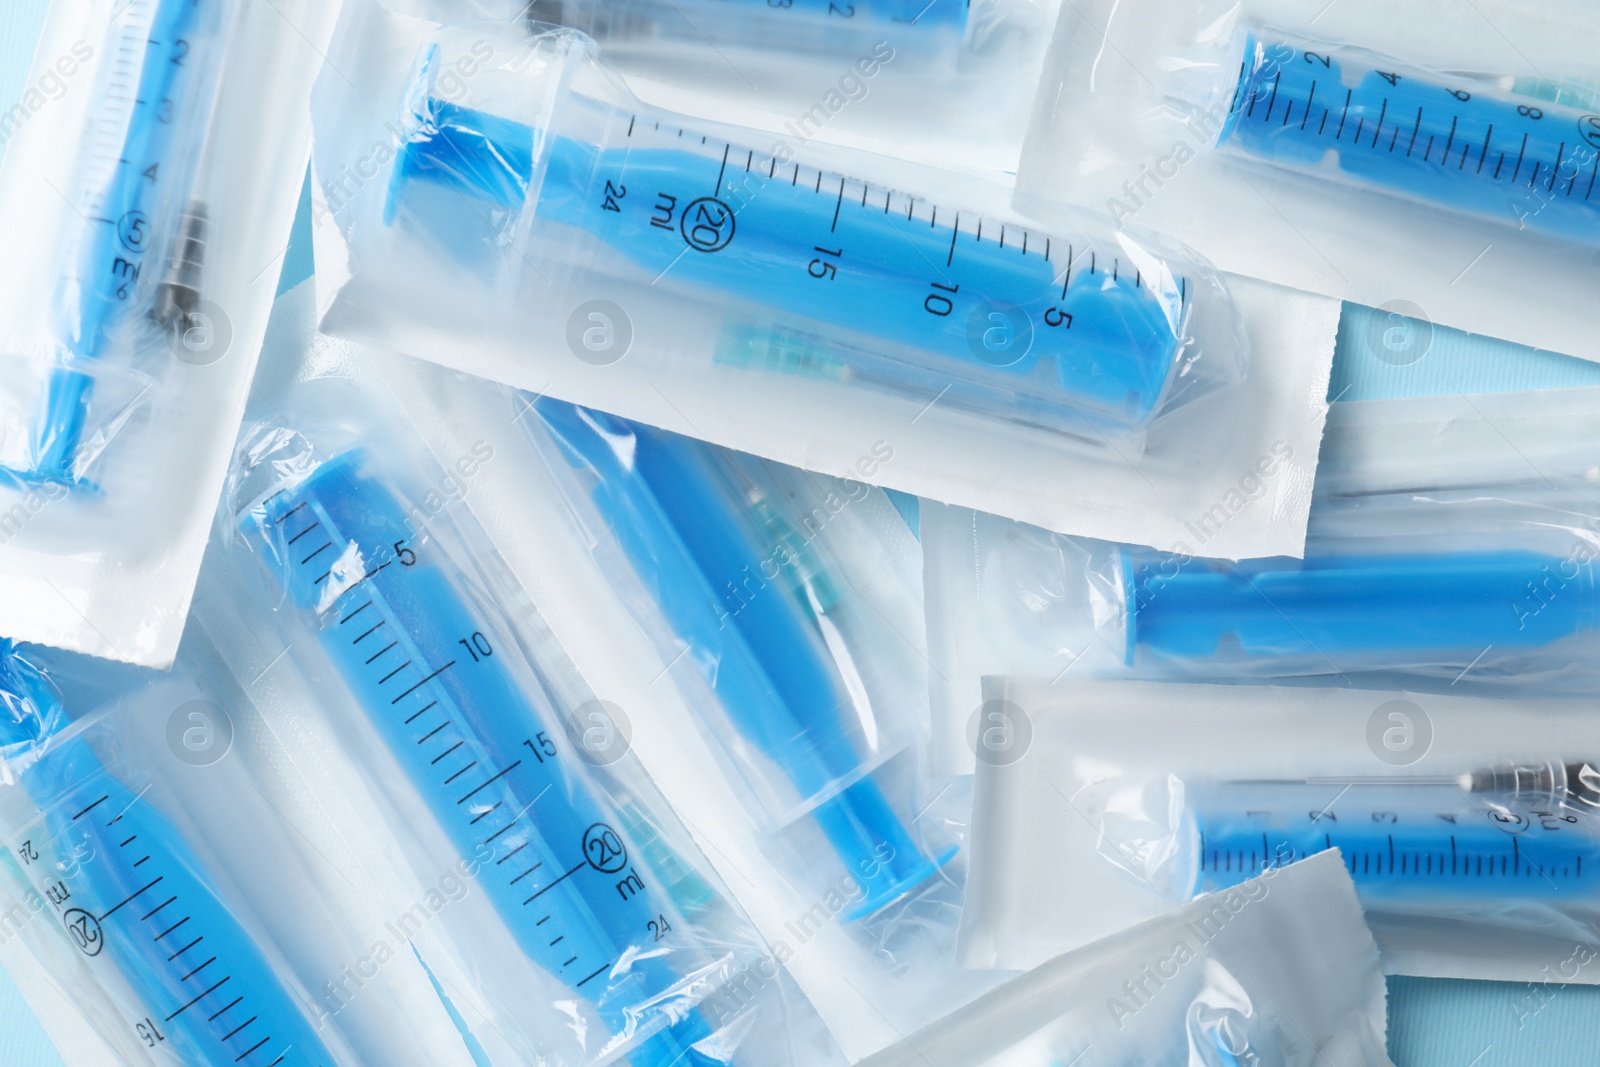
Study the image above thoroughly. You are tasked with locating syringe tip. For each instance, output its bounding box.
[152,201,209,330]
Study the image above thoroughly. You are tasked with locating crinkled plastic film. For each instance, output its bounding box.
[866,852,1392,1067]
[0,0,340,665]
[1017,0,1600,359]
[961,676,1600,983]
[200,342,812,1067]
[0,643,379,1066]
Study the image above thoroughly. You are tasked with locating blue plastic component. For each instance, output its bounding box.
[385,70,1191,435]
[1192,782,1600,901]
[0,646,337,1066]
[534,399,953,919]
[1126,550,1597,667]
[245,451,716,1067]
[1218,32,1600,245]
[16,0,212,484]
[639,0,966,28]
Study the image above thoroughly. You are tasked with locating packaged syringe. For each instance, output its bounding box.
[310,9,1338,561]
[0,640,461,1066]
[961,676,1600,986]
[0,0,339,666]
[1018,0,1600,360]
[201,306,831,1067]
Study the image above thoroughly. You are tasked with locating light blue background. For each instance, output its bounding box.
[5,6,1600,1064]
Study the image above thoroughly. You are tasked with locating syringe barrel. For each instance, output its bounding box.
[1127,550,1600,666]
[1191,784,1600,901]
[246,450,710,1065]
[0,653,337,1066]
[383,32,1224,445]
[24,741,339,1066]
[1214,32,1600,245]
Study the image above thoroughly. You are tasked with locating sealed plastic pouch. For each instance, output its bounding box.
[359,343,997,1061]
[0,0,340,664]
[1017,0,1600,359]
[199,310,812,1067]
[360,22,1241,452]
[864,851,1392,1067]
[0,640,411,1066]
[922,450,1600,756]
[309,6,1269,508]
[962,676,1600,984]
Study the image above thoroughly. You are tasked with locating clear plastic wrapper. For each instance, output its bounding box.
[199,300,826,1067]
[961,676,1600,984]
[382,0,1053,176]
[1017,0,1600,360]
[863,852,1392,1067]
[331,19,1241,453]
[0,639,447,1066]
[528,397,960,921]
[923,444,1600,773]
[0,0,339,665]
[301,8,1332,561]
[358,339,998,1062]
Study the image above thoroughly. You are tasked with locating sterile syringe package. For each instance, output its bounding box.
[0,0,339,666]
[196,287,834,1067]
[962,676,1600,985]
[360,344,1000,1062]
[1018,0,1600,361]
[922,415,1600,773]
[527,396,965,928]
[309,5,1340,560]
[0,637,462,1067]
[863,851,1393,1067]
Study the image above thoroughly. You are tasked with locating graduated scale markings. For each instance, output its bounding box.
[1192,782,1600,900]
[1218,32,1600,243]
[385,39,1195,436]
[23,0,222,482]
[251,452,715,1067]
[1,650,334,1065]
[544,115,1188,425]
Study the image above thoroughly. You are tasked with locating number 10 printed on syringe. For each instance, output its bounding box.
[244,450,725,1066]
[0,645,338,1066]
[382,31,1235,445]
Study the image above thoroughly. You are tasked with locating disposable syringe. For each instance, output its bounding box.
[17,0,229,485]
[534,399,954,919]
[380,28,1232,446]
[1188,773,1600,900]
[1198,30,1600,244]
[242,449,722,1066]
[0,644,339,1065]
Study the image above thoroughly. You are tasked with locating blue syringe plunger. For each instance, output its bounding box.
[1126,550,1600,667]
[535,400,952,918]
